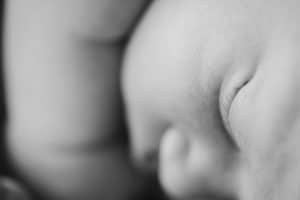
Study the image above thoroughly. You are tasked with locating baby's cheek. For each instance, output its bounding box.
[125,0,300,199]
[123,4,239,200]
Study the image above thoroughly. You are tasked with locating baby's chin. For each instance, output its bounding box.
[158,128,239,200]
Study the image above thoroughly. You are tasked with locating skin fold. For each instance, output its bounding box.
[4,0,300,199]
[123,0,300,199]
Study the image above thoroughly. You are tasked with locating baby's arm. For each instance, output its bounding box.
[4,1,150,199]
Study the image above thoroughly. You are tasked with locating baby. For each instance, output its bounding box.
[3,0,300,200]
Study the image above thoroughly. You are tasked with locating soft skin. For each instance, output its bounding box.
[123,0,300,199]
[4,0,154,199]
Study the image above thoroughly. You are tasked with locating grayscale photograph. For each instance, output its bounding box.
[1,1,300,200]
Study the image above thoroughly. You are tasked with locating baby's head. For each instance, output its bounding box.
[123,0,300,199]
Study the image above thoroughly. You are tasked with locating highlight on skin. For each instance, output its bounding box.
[123,0,300,199]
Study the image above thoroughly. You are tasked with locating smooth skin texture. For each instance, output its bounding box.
[3,0,300,200]
[4,0,154,199]
[123,0,300,199]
